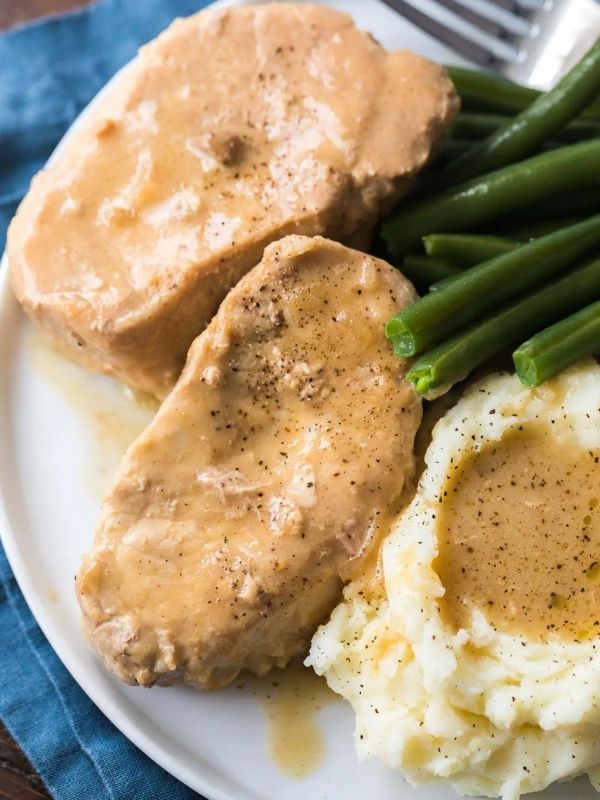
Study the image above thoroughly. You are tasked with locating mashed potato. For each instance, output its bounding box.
[308,361,600,800]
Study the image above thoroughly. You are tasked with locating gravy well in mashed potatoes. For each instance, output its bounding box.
[436,425,600,642]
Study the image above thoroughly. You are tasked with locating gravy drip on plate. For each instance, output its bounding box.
[242,663,337,778]
[26,325,157,498]
[436,425,600,642]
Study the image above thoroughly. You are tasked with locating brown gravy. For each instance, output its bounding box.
[240,663,337,778]
[435,425,600,642]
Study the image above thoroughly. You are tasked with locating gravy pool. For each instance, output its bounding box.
[436,425,600,642]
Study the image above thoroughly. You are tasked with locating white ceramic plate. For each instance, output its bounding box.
[0,2,596,799]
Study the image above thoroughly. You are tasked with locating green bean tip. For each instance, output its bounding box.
[512,350,539,387]
[385,319,417,356]
[406,364,433,394]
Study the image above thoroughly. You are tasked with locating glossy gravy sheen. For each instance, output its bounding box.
[436,425,600,642]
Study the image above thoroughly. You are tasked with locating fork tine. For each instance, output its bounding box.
[434,0,506,36]
[490,0,542,13]
[448,0,534,36]
[513,0,546,9]
[379,0,501,67]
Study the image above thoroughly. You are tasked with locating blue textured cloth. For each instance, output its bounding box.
[0,2,212,798]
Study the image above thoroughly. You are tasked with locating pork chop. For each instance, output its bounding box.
[8,3,457,397]
[76,235,421,689]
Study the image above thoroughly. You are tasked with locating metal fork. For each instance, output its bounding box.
[378,0,600,87]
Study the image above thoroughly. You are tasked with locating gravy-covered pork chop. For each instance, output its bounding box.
[76,235,421,689]
[8,3,457,397]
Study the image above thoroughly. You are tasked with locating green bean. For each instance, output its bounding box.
[386,215,600,356]
[381,141,600,258]
[401,255,460,294]
[406,258,600,394]
[432,139,472,166]
[446,67,541,115]
[429,275,455,293]
[497,188,600,228]
[427,236,518,291]
[494,215,586,241]
[423,233,515,266]
[447,65,600,120]
[441,39,600,186]
[513,300,600,387]
[540,141,570,152]
[451,112,517,139]
[452,112,600,142]
[485,190,600,240]
[430,137,562,180]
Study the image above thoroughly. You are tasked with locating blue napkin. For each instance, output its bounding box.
[0,1,214,798]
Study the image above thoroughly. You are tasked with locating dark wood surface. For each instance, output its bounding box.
[0,0,90,30]
[0,3,92,797]
[0,725,49,800]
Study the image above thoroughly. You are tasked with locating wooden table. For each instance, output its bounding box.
[0,0,90,30]
[0,725,49,800]
[0,5,92,798]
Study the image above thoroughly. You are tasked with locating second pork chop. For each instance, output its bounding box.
[76,235,421,689]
